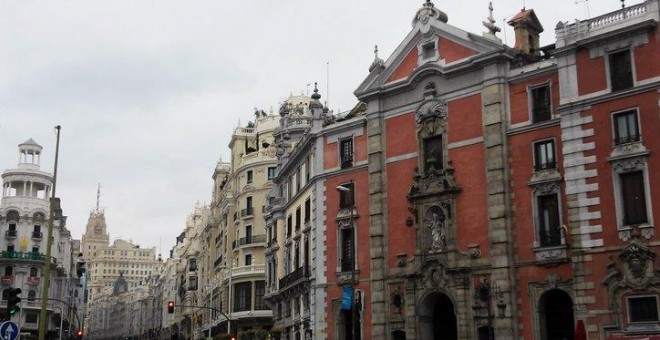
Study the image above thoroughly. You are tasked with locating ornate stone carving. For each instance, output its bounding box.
[533,182,560,196]
[529,169,562,186]
[424,206,447,251]
[612,156,646,172]
[545,274,561,289]
[411,0,448,27]
[408,165,460,198]
[415,99,448,127]
[468,244,481,259]
[619,241,656,289]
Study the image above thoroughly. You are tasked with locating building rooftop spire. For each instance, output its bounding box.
[96,183,101,212]
[369,45,385,72]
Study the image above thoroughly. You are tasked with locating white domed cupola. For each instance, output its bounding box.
[18,138,43,170]
[1,139,54,216]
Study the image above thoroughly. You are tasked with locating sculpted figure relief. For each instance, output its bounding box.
[424,207,446,251]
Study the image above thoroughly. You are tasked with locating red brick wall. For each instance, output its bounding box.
[439,36,477,63]
[387,48,419,83]
[577,48,607,95]
[635,30,660,81]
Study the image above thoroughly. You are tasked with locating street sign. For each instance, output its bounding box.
[0,321,19,340]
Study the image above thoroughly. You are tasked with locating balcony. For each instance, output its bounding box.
[556,0,658,48]
[534,161,557,172]
[614,134,641,145]
[213,256,223,269]
[240,207,254,218]
[27,276,40,286]
[237,234,266,248]
[1,276,13,285]
[32,231,43,240]
[0,251,55,265]
[5,230,17,239]
[229,264,266,279]
[278,266,310,290]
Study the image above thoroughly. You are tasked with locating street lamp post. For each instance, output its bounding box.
[215,262,233,336]
[336,182,357,340]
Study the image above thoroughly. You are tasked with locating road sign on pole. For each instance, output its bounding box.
[0,321,20,340]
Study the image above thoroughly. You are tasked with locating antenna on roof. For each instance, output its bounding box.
[575,0,591,19]
[326,61,330,109]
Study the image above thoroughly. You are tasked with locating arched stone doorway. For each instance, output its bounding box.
[418,292,458,340]
[538,289,574,340]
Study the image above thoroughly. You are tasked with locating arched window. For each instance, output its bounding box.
[4,266,13,277]
[28,290,36,301]
[1,289,8,301]
[7,211,19,231]
[6,211,19,223]
[29,267,38,277]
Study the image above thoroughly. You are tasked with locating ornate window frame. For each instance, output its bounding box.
[530,182,567,264]
[527,80,554,124]
[417,36,440,66]
[611,156,654,241]
[626,294,660,328]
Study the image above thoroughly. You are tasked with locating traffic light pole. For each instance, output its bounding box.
[38,125,61,340]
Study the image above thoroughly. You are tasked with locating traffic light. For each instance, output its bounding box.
[76,330,83,339]
[6,288,21,316]
[76,253,86,278]
[167,301,175,314]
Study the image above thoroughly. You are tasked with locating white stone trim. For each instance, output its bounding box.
[447,136,483,150]
[385,152,418,164]
[417,36,441,66]
[325,127,364,144]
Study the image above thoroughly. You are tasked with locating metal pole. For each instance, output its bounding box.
[350,198,356,340]
[227,261,232,336]
[208,286,212,340]
[59,306,64,340]
[38,125,61,340]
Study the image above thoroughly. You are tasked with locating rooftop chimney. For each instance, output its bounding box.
[507,9,544,56]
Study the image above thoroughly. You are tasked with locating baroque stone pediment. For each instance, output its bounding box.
[408,165,460,199]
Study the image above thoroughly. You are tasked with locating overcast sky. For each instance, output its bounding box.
[0,0,639,256]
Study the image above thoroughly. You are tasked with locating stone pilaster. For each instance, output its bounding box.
[367,110,388,338]
[481,83,517,340]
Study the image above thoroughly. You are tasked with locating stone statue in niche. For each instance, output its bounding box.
[424,206,446,251]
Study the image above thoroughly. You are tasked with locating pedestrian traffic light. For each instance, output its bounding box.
[167,301,175,314]
[6,288,21,316]
[76,330,83,339]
